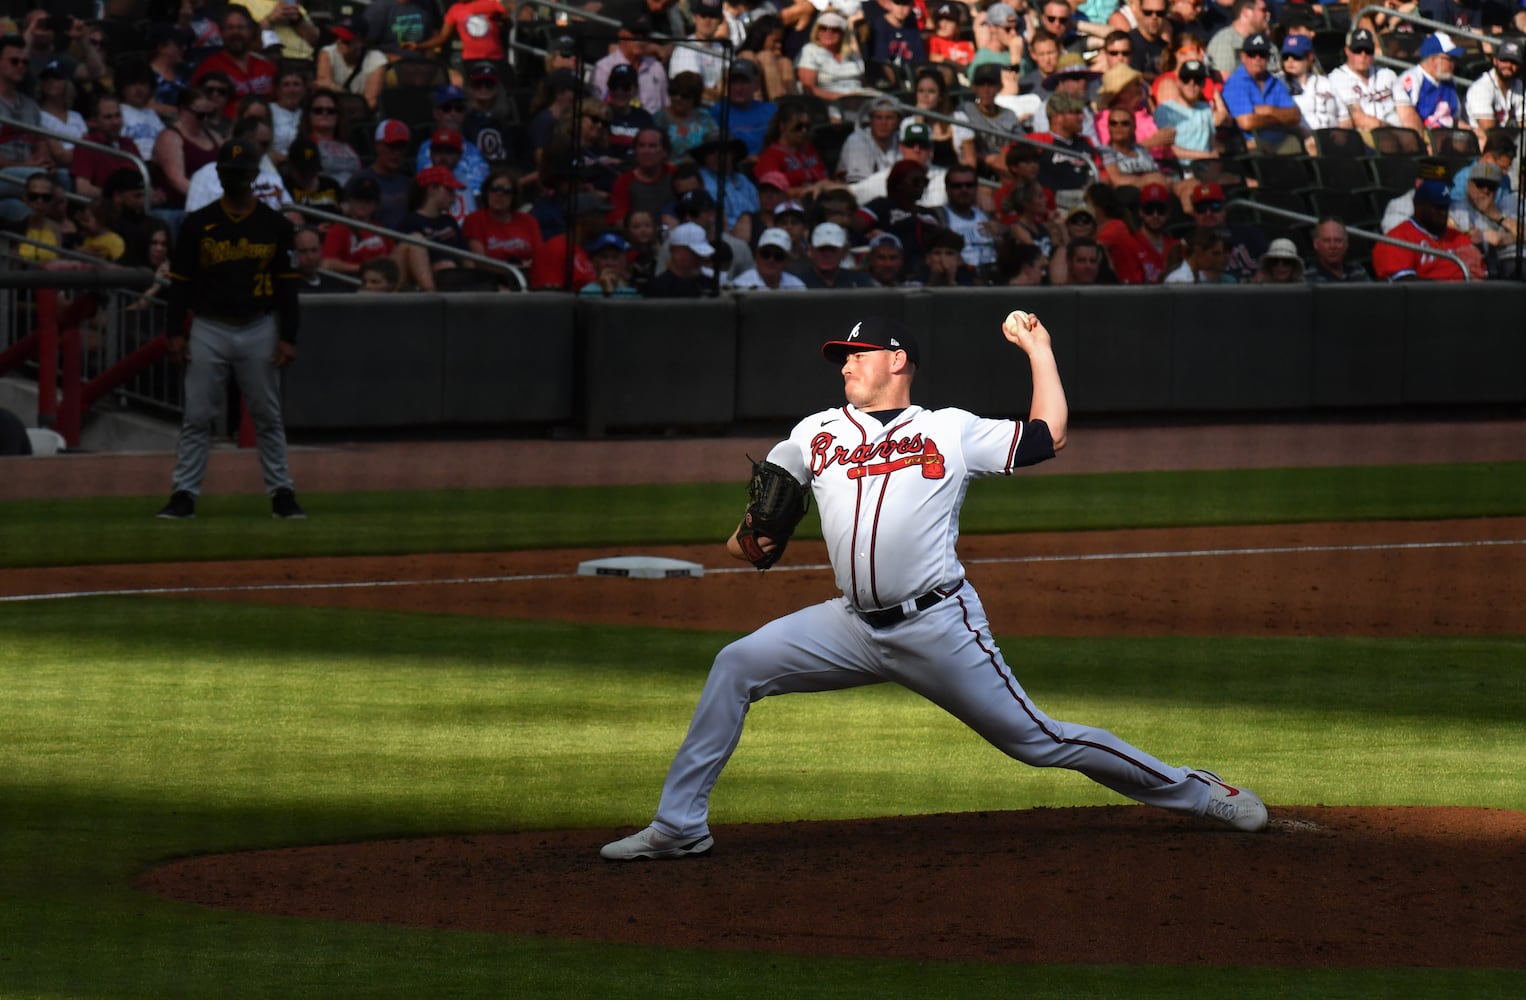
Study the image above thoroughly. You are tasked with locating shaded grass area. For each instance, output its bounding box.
[4,462,1526,567]
[3,599,1522,997]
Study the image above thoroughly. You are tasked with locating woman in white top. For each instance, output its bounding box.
[36,66,86,161]
[315,19,387,112]
[270,67,307,160]
[796,12,866,102]
[1279,36,1339,151]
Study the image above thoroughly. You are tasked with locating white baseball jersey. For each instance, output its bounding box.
[768,403,1043,611]
[1287,72,1341,132]
[643,396,1216,842]
[1328,64,1412,127]
[1465,70,1526,128]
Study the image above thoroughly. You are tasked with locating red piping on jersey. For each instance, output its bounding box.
[954,591,1176,785]
[1003,422,1023,474]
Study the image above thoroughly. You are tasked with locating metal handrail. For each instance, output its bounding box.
[886,99,1105,186]
[1353,6,1490,83]
[518,0,739,59]
[0,114,153,198]
[1228,198,1474,281]
[282,202,528,291]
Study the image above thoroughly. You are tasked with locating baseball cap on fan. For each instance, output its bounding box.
[822,318,921,366]
[669,221,715,257]
[1418,31,1465,60]
[375,118,411,145]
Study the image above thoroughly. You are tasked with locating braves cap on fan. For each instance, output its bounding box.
[822,318,921,366]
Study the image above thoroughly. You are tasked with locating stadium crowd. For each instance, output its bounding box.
[1,0,1523,292]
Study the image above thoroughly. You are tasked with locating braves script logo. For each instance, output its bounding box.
[810,432,944,480]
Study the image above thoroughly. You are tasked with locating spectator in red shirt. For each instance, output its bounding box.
[530,192,611,290]
[928,4,975,70]
[753,106,836,201]
[405,0,510,64]
[1132,181,1180,283]
[1373,181,1487,282]
[70,94,140,198]
[1085,183,1148,284]
[192,7,277,121]
[321,176,396,275]
[463,167,542,268]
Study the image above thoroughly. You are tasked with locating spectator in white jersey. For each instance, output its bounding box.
[1327,27,1422,133]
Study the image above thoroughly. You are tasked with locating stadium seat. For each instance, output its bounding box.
[1368,154,1419,196]
[1246,154,1313,192]
[1370,126,1425,156]
[1430,127,1480,156]
[1313,128,1366,158]
[1311,155,1378,196]
[1305,187,1377,229]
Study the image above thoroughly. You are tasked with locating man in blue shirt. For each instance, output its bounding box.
[707,60,775,160]
[1220,32,1300,152]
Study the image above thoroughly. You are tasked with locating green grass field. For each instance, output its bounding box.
[2,462,1524,998]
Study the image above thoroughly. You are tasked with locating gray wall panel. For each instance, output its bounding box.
[919,288,1078,416]
[1402,284,1526,403]
[582,298,737,431]
[1071,288,1175,413]
[285,294,447,428]
[1171,287,1314,410]
[734,290,911,421]
[441,293,575,423]
[1310,285,1407,407]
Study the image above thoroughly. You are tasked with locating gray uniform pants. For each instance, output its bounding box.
[171,315,293,497]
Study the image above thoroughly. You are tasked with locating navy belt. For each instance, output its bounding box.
[857,585,957,629]
[199,311,270,327]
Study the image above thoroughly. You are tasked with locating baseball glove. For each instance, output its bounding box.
[735,459,809,570]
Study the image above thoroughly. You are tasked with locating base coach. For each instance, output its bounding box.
[157,139,306,521]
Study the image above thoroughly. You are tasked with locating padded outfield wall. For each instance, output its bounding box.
[284,284,1526,434]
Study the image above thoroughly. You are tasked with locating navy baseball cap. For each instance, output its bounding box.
[822,318,921,366]
[1414,179,1452,206]
[584,231,630,254]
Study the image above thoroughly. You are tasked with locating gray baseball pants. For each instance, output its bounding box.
[170,314,294,497]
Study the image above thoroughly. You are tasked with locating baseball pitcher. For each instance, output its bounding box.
[601,312,1268,861]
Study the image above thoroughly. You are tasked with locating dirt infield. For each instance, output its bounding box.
[21,420,1526,968]
[138,806,1526,969]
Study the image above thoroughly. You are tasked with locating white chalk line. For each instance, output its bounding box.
[1,537,1521,605]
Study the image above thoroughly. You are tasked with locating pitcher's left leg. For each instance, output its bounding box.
[887,589,1212,816]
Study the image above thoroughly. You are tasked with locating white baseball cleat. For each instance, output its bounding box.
[1191,769,1269,832]
[600,825,715,861]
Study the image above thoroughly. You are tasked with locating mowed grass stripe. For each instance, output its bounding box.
[2,462,1525,567]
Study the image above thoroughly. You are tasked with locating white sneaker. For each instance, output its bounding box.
[1191,769,1269,832]
[599,825,715,861]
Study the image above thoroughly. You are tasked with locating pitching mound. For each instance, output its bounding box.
[137,805,1526,968]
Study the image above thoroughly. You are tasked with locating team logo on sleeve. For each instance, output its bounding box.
[811,432,944,480]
